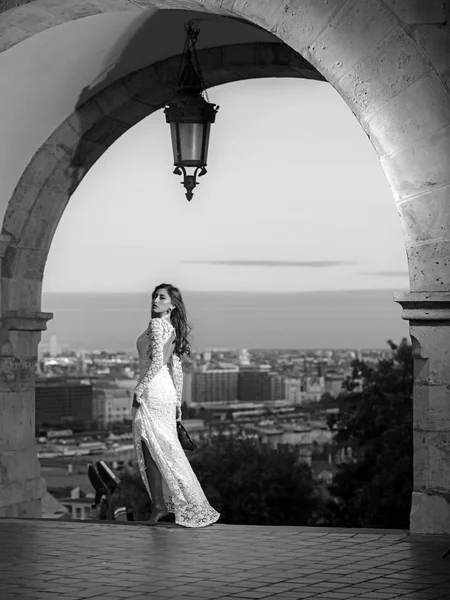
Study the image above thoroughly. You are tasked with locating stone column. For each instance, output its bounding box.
[0,300,52,517]
[394,291,450,534]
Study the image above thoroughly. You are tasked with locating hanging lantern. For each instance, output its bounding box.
[164,23,219,201]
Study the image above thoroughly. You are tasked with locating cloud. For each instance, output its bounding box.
[183,260,357,268]
[360,270,409,277]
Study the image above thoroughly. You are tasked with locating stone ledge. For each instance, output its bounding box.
[1,310,53,331]
[394,291,450,320]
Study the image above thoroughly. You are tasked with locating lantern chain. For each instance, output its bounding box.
[178,20,210,102]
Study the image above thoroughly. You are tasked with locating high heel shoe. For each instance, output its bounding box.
[148,507,170,525]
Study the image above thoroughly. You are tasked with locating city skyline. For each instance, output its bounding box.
[43,77,409,295]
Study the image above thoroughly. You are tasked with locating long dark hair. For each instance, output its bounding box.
[152,283,191,356]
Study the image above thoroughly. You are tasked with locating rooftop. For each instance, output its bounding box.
[0,519,449,599]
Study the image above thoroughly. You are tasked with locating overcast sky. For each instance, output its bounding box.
[43,77,409,295]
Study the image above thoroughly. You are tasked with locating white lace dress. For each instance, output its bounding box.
[132,317,220,527]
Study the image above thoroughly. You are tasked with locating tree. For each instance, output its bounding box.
[189,429,320,525]
[315,338,413,529]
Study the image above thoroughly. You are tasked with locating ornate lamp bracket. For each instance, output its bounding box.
[173,166,207,201]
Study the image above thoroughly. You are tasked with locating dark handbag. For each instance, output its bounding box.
[177,421,196,451]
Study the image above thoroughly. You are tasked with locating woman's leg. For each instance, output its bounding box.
[141,441,169,523]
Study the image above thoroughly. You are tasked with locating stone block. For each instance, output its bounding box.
[265,0,342,53]
[85,0,138,12]
[83,116,129,148]
[338,26,431,120]
[407,240,450,291]
[122,66,162,98]
[218,0,285,30]
[0,24,29,53]
[2,247,47,280]
[109,100,151,127]
[413,431,429,490]
[0,389,35,446]
[414,382,450,431]
[0,480,25,508]
[0,448,40,483]
[398,186,450,247]
[135,87,173,110]
[29,498,43,518]
[410,491,450,533]
[381,126,450,202]
[17,216,56,253]
[1,208,30,241]
[9,329,43,358]
[383,0,449,25]
[5,4,66,34]
[72,139,107,173]
[309,0,394,84]
[28,186,69,222]
[25,476,46,501]
[67,99,104,137]
[410,322,450,380]
[425,432,450,491]
[44,154,87,196]
[0,497,42,518]
[17,146,60,191]
[411,24,450,90]
[367,72,450,157]
[95,81,131,116]
[45,121,81,162]
[42,0,102,21]
[209,64,248,87]
[7,179,41,213]
[1,277,42,312]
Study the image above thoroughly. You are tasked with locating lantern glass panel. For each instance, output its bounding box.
[170,122,206,166]
[202,123,211,164]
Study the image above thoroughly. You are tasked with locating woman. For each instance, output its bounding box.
[132,283,220,527]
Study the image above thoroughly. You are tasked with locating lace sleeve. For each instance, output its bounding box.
[135,319,164,401]
[171,354,184,408]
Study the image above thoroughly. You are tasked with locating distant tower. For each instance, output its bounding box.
[49,335,59,358]
[239,349,251,366]
[79,349,88,375]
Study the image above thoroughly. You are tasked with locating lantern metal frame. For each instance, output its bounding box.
[164,22,219,201]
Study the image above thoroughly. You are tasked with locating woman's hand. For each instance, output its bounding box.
[131,393,141,420]
[176,406,182,422]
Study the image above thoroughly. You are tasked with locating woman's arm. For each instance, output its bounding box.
[134,319,164,403]
[171,354,184,419]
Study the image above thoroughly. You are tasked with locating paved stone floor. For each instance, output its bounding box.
[0,519,449,600]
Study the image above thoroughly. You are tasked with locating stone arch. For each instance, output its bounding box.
[0,0,448,296]
[2,43,324,311]
[0,41,321,314]
[0,0,449,531]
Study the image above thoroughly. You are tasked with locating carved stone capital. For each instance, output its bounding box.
[393,291,450,321]
[1,310,53,331]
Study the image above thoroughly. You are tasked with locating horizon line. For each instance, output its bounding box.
[42,288,410,295]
